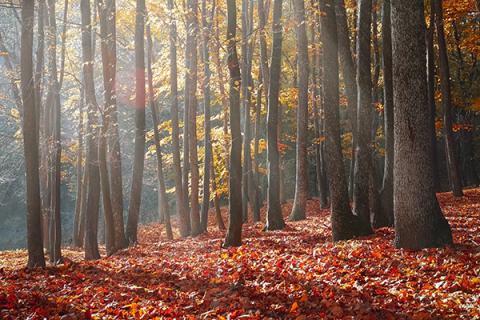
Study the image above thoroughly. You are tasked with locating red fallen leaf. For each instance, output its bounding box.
[290,301,299,313]
[330,304,343,318]
[33,307,49,317]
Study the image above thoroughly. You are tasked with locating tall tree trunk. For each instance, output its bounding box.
[200,0,214,232]
[223,0,243,247]
[103,0,127,250]
[320,0,359,241]
[81,0,101,260]
[391,0,452,249]
[241,0,251,222]
[265,0,285,231]
[258,0,270,106]
[186,0,201,236]
[433,0,463,197]
[46,0,62,263]
[73,88,84,247]
[289,0,309,221]
[98,0,117,255]
[146,25,173,240]
[335,0,358,198]
[377,0,394,228]
[352,0,374,236]
[168,0,189,238]
[22,0,46,268]
[253,78,263,223]
[313,3,328,208]
[34,0,45,127]
[126,0,147,245]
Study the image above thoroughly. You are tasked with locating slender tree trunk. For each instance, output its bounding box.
[377,0,394,228]
[289,0,309,221]
[22,0,46,268]
[223,0,243,247]
[241,0,251,222]
[352,0,374,236]
[253,74,263,223]
[320,0,359,241]
[146,25,173,240]
[433,0,463,197]
[335,0,358,198]
[258,0,270,106]
[81,0,101,260]
[200,0,214,232]
[313,4,328,208]
[46,0,62,263]
[34,0,46,129]
[185,0,201,236]
[103,0,127,250]
[126,0,147,245]
[168,0,189,238]
[73,88,84,247]
[391,0,452,249]
[98,0,117,255]
[265,0,285,231]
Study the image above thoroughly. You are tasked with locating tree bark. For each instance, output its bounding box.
[73,88,85,248]
[377,0,394,228]
[126,0,147,245]
[223,0,243,247]
[352,0,374,235]
[320,0,359,241]
[186,0,201,236]
[391,0,453,249]
[289,0,309,221]
[98,0,118,255]
[168,0,189,238]
[335,0,358,198]
[265,0,285,231]
[433,0,463,197]
[81,0,101,260]
[22,0,46,268]
[200,0,214,232]
[46,0,62,263]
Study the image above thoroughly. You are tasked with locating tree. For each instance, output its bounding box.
[98,0,117,255]
[377,0,394,228]
[391,0,453,249]
[146,24,173,240]
[104,0,128,250]
[265,0,286,231]
[22,0,46,268]
[320,0,359,241]
[73,88,85,248]
[223,0,243,247]
[433,0,463,197]
[81,0,101,260]
[126,0,147,245]
[289,0,309,221]
[352,0,374,236]
[335,0,358,198]
[168,0,189,237]
[46,0,62,263]
[186,0,201,236]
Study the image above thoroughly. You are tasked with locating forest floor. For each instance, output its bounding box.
[1,189,480,319]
